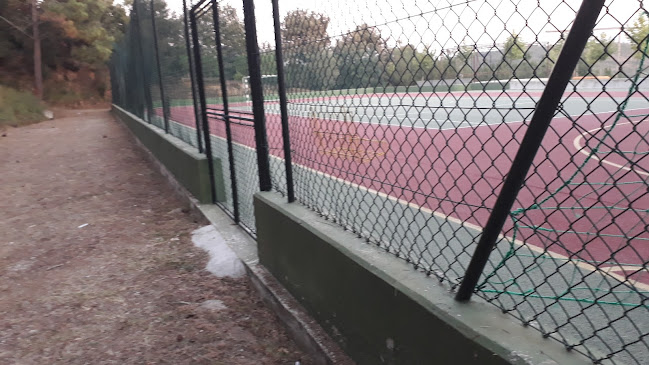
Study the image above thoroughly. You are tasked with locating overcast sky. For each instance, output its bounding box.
[159,0,642,50]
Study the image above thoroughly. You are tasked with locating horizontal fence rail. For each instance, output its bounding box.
[110,0,649,363]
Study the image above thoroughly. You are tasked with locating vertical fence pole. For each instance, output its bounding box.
[183,0,204,153]
[455,0,606,302]
[131,1,147,121]
[151,0,170,133]
[190,10,217,203]
[212,1,240,222]
[242,0,272,191]
[271,0,295,203]
[133,0,154,123]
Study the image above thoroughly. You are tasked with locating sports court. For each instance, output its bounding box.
[168,85,649,289]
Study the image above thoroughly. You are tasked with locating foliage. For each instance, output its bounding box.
[627,14,649,58]
[282,10,333,90]
[385,44,438,86]
[0,85,44,127]
[193,4,246,80]
[0,0,127,102]
[576,33,617,76]
[503,33,526,61]
[282,10,330,51]
[334,25,386,89]
[43,0,127,68]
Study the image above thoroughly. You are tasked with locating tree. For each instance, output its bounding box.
[32,0,42,99]
[495,33,527,80]
[548,38,565,63]
[385,44,441,87]
[282,10,330,51]
[150,0,188,81]
[216,4,246,80]
[43,0,127,69]
[193,4,245,80]
[431,45,475,82]
[452,45,476,80]
[627,14,649,59]
[281,10,333,90]
[334,24,387,89]
[259,43,277,75]
[503,33,526,61]
[0,0,128,101]
[576,33,617,76]
[0,0,45,98]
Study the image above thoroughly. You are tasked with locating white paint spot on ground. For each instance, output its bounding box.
[201,299,228,311]
[192,225,246,278]
[9,260,33,272]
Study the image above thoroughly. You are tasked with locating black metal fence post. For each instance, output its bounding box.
[271,0,295,203]
[131,2,147,121]
[150,0,170,133]
[183,0,204,153]
[212,1,240,222]
[133,0,154,123]
[190,10,217,203]
[242,0,272,191]
[455,0,606,302]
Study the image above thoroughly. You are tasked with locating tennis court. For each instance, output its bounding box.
[164,86,649,300]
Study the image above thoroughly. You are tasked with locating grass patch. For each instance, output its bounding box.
[0,86,45,128]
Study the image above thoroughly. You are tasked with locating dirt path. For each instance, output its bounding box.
[0,110,310,364]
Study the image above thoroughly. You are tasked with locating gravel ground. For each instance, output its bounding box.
[0,109,311,364]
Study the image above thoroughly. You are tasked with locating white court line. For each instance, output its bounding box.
[195,123,649,292]
[573,120,649,177]
[270,102,649,132]
[444,107,649,131]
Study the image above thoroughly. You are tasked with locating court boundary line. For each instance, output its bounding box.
[237,101,649,132]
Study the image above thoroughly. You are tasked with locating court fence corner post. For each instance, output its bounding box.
[151,0,170,133]
[183,0,204,153]
[242,0,272,192]
[271,0,295,203]
[455,0,607,302]
[212,0,241,223]
[189,6,218,204]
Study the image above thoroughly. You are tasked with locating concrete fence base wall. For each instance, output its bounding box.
[111,105,224,204]
[254,192,590,365]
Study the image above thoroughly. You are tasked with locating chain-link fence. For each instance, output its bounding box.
[111,0,203,149]
[258,0,649,363]
[111,0,649,363]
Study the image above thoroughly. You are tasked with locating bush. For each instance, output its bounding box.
[0,86,45,127]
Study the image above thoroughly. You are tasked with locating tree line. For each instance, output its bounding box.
[265,10,649,92]
[0,0,127,101]
[5,0,649,102]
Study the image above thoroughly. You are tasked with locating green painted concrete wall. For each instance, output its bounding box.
[112,105,225,204]
[255,192,589,365]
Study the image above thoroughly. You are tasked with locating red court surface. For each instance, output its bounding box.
[166,91,649,286]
